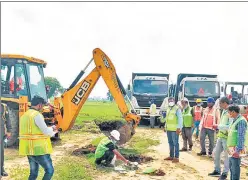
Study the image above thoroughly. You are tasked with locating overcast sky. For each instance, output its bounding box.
[2,2,248,98]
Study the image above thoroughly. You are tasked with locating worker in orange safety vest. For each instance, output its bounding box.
[192,99,203,140]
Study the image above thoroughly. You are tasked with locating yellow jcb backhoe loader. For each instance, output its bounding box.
[0,48,141,147]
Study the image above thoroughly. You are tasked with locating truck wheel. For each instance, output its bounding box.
[6,107,19,147]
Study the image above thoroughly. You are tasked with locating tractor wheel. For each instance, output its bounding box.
[6,107,19,147]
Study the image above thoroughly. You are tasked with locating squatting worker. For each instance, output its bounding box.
[19,96,58,180]
[209,97,231,179]
[164,97,183,163]
[197,97,220,157]
[227,105,248,180]
[180,98,194,151]
[1,103,12,177]
[95,130,131,167]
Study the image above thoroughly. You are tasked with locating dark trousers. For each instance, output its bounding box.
[27,154,54,180]
[182,127,193,149]
[1,136,4,173]
[229,157,241,180]
[200,128,215,155]
[167,131,179,158]
[95,150,115,165]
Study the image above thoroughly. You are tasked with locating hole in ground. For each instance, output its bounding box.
[123,154,154,164]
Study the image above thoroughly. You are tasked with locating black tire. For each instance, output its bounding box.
[6,107,19,147]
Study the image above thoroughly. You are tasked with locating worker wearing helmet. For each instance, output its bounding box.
[197,97,220,157]
[192,99,203,140]
[180,98,194,151]
[19,96,58,180]
[95,130,131,167]
[149,99,157,128]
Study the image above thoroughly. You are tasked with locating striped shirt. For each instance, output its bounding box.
[234,114,247,153]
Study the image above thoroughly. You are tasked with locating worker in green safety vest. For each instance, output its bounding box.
[226,105,248,180]
[19,96,58,180]
[180,98,194,152]
[209,97,231,179]
[164,97,183,163]
[95,130,132,167]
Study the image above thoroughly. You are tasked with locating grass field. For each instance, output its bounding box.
[8,101,159,180]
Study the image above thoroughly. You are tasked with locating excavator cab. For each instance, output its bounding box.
[1,54,49,146]
[1,55,47,101]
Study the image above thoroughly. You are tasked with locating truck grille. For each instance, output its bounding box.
[135,95,164,107]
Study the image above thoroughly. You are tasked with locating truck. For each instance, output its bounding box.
[127,73,170,124]
[173,73,221,108]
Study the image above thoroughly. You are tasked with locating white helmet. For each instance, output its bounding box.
[110,130,120,141]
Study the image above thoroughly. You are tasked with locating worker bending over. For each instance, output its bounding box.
[19,96,58,180]
[164,97,183,163]
[197,97,220,157]
[95,130,131,167]
[209,97,231,179]
[226,105,248,180]
[192,99,203,140]
[180,98,194,151]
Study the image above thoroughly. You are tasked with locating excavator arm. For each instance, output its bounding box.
[53,48,140,142]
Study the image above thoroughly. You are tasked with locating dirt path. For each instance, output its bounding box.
[99,127,248,180]
[2,127,248,180]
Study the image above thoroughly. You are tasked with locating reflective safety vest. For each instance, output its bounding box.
[165,106,179,131]
[95,137,112,159]
[202,107,216,130]
[227,115,248,156]
[193,106,203,121]
[217,110,230,139]
[183,107,193,127]
[150,103,157,116]
[19,109,53,156]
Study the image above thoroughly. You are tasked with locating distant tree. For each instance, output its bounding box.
[44,76,64,98]
[107,90,114,101]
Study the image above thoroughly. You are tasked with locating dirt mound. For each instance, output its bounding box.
[154,169,166,176]
[123,154,154,164]
[95,120,125,131]
[71,144,96,156]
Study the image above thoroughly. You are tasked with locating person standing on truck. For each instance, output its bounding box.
[208,97,231,179]
[19,96,58,180]
[192,99,203,140]
[226,105,248,180]
[149,99,157,128]
[164,97,183,163]
[197,97,220,157]
[1,103,12,177]
[180,98,194,151]
[95,130,132,167]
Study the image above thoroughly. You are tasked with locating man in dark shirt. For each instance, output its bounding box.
[1,103,12,177]
[95,130,130,167]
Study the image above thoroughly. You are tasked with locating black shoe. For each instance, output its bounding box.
[197,152,207,156]
[208,170,221,177]
[1,170,8,176]
[189,145,193,151]
[180,148,187,152]
[218,173,227,180]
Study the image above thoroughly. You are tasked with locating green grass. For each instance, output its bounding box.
[10,156,94,180]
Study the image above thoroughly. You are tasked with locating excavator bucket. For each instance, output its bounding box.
[118,124,133,145]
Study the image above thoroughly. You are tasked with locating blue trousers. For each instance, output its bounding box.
[229,157,241,180]
[167,131,179,158]
[192,121,200,137]
[27,154,54,180]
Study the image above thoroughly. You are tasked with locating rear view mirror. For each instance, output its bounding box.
[221,86,224,92]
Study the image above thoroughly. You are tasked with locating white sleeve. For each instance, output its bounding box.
[34,114,56,137]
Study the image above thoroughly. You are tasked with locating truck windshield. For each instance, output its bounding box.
[133,80,168,95]
[184,81,219,97]
[26,63,48,102]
